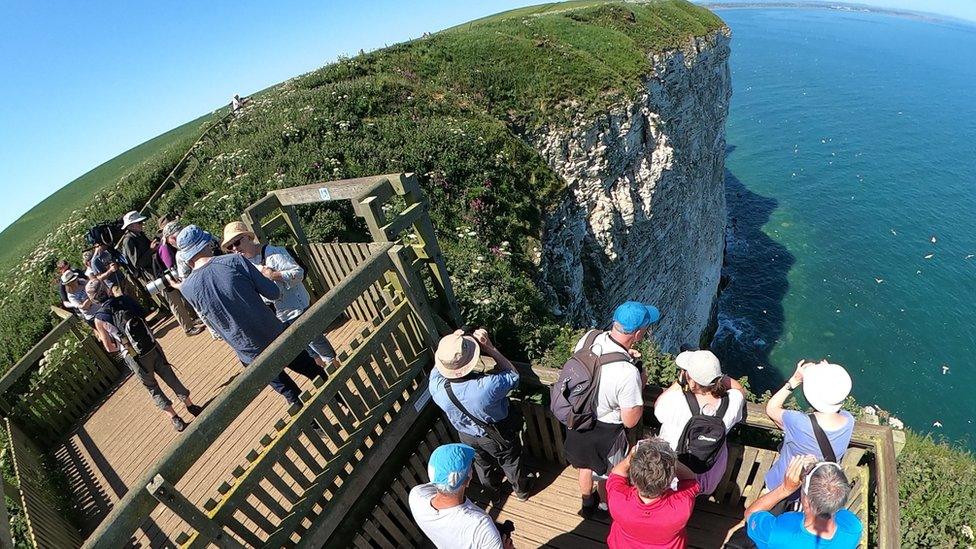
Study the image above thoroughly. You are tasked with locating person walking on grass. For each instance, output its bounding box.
[221,221,338,369]
[563,301,658,518]
[606,437,700,549]
[86,279,200,432]
[176,225,327,407]
[409,443,514,549]
[429,327,530,501]
[764,360,854,507]
[726,455,862,548]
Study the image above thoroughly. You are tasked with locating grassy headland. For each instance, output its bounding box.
[1,2,972,545]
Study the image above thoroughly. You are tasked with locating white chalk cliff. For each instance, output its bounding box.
[530,29,732,351]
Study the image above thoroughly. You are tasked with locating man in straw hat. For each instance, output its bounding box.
[764,360,854,501]
[221,221,337,369]
[429,327,531,501]
[176,225,327,406]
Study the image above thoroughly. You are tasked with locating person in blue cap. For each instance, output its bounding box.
[563,300,660,519]
[409,443,513,549]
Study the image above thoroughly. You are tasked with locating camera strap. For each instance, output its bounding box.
[443,378,509,445]
[808,413,837,463]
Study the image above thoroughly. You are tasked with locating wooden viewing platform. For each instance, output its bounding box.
[0,173,899,548]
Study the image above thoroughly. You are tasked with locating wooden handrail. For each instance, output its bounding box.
[0,316,77,400]
[512,361,901,549]
[83,241,395,549]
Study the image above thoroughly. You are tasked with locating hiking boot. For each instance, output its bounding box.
[186,404,204,417]
[578,494,597,519]
[514,477,534,501]
[172,416,188,432]
[186,326,205,336]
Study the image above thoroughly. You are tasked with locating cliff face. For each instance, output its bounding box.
[530,29,732,351]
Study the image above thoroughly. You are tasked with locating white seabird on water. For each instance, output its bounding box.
[942,365,950,375]
[874,278,884,284]
[933,421,943,428]
[930,236,937,244]
[924,253,934,259]
[890,228,897,236]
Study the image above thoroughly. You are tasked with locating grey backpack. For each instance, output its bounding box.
[550,330,632,431]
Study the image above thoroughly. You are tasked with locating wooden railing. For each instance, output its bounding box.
[5,419,83,548]
[82,241,443,548]
[0,312,121,448]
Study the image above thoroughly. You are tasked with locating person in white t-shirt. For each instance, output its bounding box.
[563,301,660,518]
[409,443,513,549]
[654,349,745,494]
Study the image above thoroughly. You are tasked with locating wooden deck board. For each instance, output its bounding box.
[467,461,742,549]
[51,317,367,546]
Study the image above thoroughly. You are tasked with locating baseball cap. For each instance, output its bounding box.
[427,443,476,492]
[433,330,481,379]
[161,221,183,240]
[675,350,724,385]
[175,225,213,264]
[121,211,148,229]
[803,362,852,413]
[612,301,661,333]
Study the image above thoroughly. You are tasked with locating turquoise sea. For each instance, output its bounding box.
[712,8,976,449]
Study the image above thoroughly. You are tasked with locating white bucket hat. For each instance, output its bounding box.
[121,211,148,229]
[675,350,723,385]
[803,362,852,413]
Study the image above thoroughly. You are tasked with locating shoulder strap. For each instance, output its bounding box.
[808,413,838,462]
[683,391,702,416]
[443,379,505,443]
[259,244,269,266]
[715,394,730,418]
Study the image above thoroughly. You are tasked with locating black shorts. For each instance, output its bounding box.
[563,420,627,476]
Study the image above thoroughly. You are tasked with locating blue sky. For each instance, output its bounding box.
[1,0,973,233]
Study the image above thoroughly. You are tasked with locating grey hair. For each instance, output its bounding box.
[805,463,851,519]
[433,483,465,497]
[630,437,676,498]
[612,320,638,335]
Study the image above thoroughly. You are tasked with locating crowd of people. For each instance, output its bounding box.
[412,301,861,549]
[55,211,337,431]
[55,211,862,548]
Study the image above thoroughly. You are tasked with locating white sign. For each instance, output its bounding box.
[414,386,432,412]
[318,187,332,201]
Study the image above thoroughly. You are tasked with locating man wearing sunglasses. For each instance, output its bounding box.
[726,454,862,548]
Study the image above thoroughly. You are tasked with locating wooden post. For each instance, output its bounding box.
[386,246,441,348]
[146,475,244,549]
[0,477,14,549]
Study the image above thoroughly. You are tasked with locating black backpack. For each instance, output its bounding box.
[111,303,157,357]
[86,220,125,247]
[550,330,632,432]
[676,391,730,474]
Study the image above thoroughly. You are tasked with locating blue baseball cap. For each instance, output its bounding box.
[612,301,661,333]
[175,224,213,264]
[427,443,476,492]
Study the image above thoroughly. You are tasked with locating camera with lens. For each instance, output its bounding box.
[145,269,179,296]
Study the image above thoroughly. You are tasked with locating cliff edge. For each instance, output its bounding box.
[532,30,731,350]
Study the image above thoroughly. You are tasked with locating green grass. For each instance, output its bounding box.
[0,112,218,272]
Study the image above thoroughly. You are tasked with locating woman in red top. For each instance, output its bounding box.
[606,437,700,549]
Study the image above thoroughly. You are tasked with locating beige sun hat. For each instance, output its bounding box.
[803,361,852,413]
[675,350,723,385]
[221,221,255,250]
[434,330,481,379]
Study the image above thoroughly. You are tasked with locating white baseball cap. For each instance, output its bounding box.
[803,362,852,413]
[675,350,723,385]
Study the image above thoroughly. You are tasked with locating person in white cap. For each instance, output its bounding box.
[764,360,854,499]
[654,349,745,494]
[428,328,530,501]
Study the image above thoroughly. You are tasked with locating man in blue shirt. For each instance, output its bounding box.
[429,328,529,501]
[733,454,862,548]
[176,225,327,405]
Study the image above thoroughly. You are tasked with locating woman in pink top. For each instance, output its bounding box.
[606,437,700,549]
